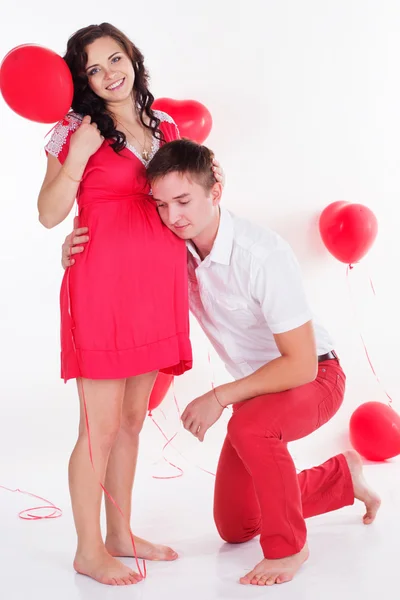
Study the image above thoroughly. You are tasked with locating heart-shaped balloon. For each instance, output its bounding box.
[319,201,378,264]
[152,98,212,143]
[148,373,174,415]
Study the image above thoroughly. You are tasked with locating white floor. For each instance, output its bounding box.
[1,411,399,600]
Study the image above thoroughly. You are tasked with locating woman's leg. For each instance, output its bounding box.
[104,371,178,561]
[69,378,141,586]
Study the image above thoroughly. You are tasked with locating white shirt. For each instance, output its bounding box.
[187,208,334,380]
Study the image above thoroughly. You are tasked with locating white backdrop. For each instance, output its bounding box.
[0,0,399,486]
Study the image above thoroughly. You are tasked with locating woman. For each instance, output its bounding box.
[38,23,223,586]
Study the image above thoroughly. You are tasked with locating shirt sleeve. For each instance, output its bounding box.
[252,243,313,334]
[44,113,82,164]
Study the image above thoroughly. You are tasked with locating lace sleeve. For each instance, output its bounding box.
[153,110,180,142]
[44,112,82,164]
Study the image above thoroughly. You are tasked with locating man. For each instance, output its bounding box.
[61,139,380,586]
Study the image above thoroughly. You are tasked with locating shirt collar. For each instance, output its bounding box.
[186,207,234,266]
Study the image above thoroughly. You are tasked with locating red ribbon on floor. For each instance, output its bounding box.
[0,485,62,520]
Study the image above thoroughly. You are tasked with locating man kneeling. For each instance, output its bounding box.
[62,139,381,586]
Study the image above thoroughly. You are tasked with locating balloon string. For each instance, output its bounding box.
[149,418,184,479]
[369,277,376,296]
[346,266,393,405]
[0,486,62,521]
[44,123,58,139]
[66,266,146,579]
[149,379,216,478]
[208,349,216,390]
[172,379,217,477]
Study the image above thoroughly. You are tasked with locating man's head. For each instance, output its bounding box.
[146,139,222,241]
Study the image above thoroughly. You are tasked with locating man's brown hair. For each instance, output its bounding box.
[146,139,216,191]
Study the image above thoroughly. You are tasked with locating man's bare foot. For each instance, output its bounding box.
[343,450,381,524]
[73,547,142,586]
[105,533,178,561]
[240,543,309,586]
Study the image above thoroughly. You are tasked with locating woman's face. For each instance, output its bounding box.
[84,36,135,104]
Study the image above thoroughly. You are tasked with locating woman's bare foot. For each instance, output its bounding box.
[105,532,178,561]
[240,543,309,586]
[73,547,142,585]
[343,450,381,524]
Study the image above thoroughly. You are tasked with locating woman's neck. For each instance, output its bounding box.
[107,96,143,126]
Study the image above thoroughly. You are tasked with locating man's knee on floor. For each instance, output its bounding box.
[214,505,261,544]
[214,518,259,544]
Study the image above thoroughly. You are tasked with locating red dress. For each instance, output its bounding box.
[45,111,192,381]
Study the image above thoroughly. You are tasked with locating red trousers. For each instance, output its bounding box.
[213,359,354,559]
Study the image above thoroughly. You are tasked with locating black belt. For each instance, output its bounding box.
[318,350,338,362]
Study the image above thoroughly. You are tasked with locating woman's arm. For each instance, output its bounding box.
[38,154,87,228]
[37,115,104,228]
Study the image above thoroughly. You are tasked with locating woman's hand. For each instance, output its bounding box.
[69,115,104,164]
[212,158,226,187]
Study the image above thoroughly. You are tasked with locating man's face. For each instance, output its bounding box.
[151,172,220,240]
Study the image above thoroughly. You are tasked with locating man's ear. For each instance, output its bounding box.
[211,182,223,207]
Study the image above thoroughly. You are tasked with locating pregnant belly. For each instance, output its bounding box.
[65,198,186,348]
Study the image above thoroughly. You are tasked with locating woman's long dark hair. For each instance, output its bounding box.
[63,23,164,153]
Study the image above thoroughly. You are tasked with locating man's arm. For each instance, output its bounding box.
[181,241,320,440]
[215,320,318,407]
[181,322,318,441]
[216,242,318,406]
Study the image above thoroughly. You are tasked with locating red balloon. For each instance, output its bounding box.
[0,44,73,123]
[152,98,212,143]
[349,402,400,461]
[319,202,378,264]
[148,373,174,414]
[319,200,349,230]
